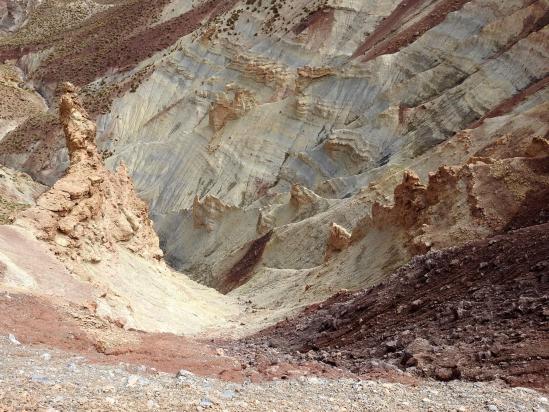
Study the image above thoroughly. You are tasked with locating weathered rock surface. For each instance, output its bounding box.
[17,82,163,263]
[325,222,351,260]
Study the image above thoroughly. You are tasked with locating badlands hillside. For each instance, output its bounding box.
[0,0,548,410]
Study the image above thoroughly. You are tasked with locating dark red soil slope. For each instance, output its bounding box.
[352,0,472,61]
[240,223,549,391]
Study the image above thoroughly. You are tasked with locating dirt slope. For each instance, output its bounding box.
[236,223,549,391]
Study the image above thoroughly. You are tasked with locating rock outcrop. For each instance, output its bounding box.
[289,184,320,208]
[192,194,237,231]
[17,82,163,263]
[353,138,549,255]
[0,0,548,336]
[209,85,257,133]
[324,222,351,260]
[2,82,240,335]
[296,66,335,92]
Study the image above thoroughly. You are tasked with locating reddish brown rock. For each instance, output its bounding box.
[17,82,162,263]
[325,222,351,261]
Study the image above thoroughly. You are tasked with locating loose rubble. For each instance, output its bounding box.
[0,337,547,412]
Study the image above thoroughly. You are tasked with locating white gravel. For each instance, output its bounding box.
[0,337,547,412]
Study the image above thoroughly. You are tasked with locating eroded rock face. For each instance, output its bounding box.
[353,139,549,255]
[192,194,237,231]
[325,222,351,260]
[209,86,257,133]
[17,82,162,263]
[3,81,240,335]
[371,171,428,230]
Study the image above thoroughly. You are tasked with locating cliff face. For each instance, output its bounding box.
[0,0,548,321]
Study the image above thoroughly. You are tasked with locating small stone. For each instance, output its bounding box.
[410,299,423,311]
[102,385,115,393]
[8,334,21,345]
[41,353,52,361]
[216,348,225,357]
[54,234,70,247]
[89,254,102,263]
[89,175,104,184]
[384,340,398,353]
[199,398,214,408]
[105,397,116,405]
[126,374,147,387]
[31,374,50,384]
[176,369,195,380]
[486,405,498,412]
[532,261,548,272]
[476,351,492,361]
[307,376,324,385]
[435,366,458,382]
[221,389,236,400]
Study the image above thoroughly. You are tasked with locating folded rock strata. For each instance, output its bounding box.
[0,0,548,333]
[209,86,257,133]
